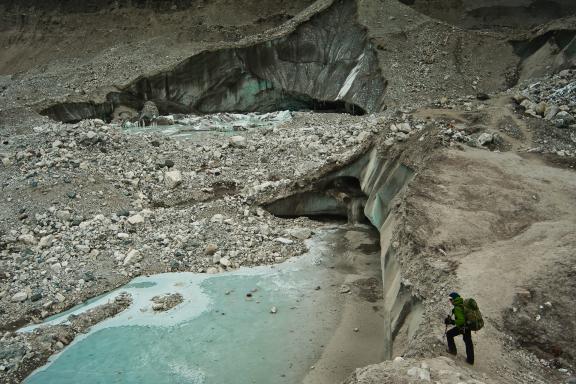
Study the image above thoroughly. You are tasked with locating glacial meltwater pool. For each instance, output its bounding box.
[22,225,385,384]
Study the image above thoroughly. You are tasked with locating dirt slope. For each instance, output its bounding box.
[0,0,316,74]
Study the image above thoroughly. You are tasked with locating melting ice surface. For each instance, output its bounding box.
[122,111,293,138]
[23,227,367,384]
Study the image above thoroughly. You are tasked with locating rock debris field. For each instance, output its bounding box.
[1,68,576,383]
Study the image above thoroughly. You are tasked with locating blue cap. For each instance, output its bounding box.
[448,292,460,300]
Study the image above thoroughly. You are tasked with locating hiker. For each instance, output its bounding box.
[444,292,475,365]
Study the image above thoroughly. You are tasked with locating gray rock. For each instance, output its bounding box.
[477,133,493,146]
[407,366,431,381]
[396,123,411,133]
[155,116,174,126]
[287,227,312,240]
[123,249,141,266]
[513,93,527,103]
[534,102,547,116]
[51,263,62,272]
[219,257,231,267]
[520,99,535,110]
[127,214,145,225]
[38,235,54,249]
[164,170,183,189]
[156,158,175,169]
[56,210,71,221]
[229,136,247,148]
[30,291,43,302]
[18,234,37,245]
[396,132,408,142]
[210,214,225,224]
[544,104,559,120]
[11,291,28,302]
[205,244,218,255]
[117,209,130,217]
[553,111,575,128]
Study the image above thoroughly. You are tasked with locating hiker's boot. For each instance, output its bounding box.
[466,358,474,365]
[446,348,457,356]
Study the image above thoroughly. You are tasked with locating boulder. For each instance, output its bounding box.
[123,249,141,266]
[396,132,408,142]
[210,214,225,224]
[219,257,231,267]
[155,115,175,126]
[477,133,493,146]
[287,227,312,240]
[127,214,145,225]
[534,102,547,116]
[396,123,411,133]
[384,137,395,146]
[544,104,559,120]
[229,136,247,148]
[38,235,54,249]
[553,111,575,128]
[205,244,218,255]
[18,234,37,245]
[407,366,431,381]
[164,170,183,189]
[11,291,28,302]
[520,99,536,111]
[56,210,72,221]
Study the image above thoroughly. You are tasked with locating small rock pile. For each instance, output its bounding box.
[151,293,183,312]
[439,122,500,149]
[383,117,428,146]
[514,69,576,129]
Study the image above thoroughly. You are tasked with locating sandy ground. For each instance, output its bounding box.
[405,147,576,383]
[304,226,385,384]
[456,151,576,379]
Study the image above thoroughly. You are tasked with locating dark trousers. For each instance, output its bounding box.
[447,326,474,364]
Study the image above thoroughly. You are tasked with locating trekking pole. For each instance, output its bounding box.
[443,313,450,345]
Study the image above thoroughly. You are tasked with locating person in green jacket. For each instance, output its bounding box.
[444,292,474,364]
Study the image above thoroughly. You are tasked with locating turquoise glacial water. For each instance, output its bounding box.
[23,227,374,384]
[122,111,292,139]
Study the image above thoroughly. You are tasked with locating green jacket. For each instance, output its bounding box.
[451,297,466,327]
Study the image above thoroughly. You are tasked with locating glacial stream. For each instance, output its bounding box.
[121,111,293,139]
[22,225,385,384]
